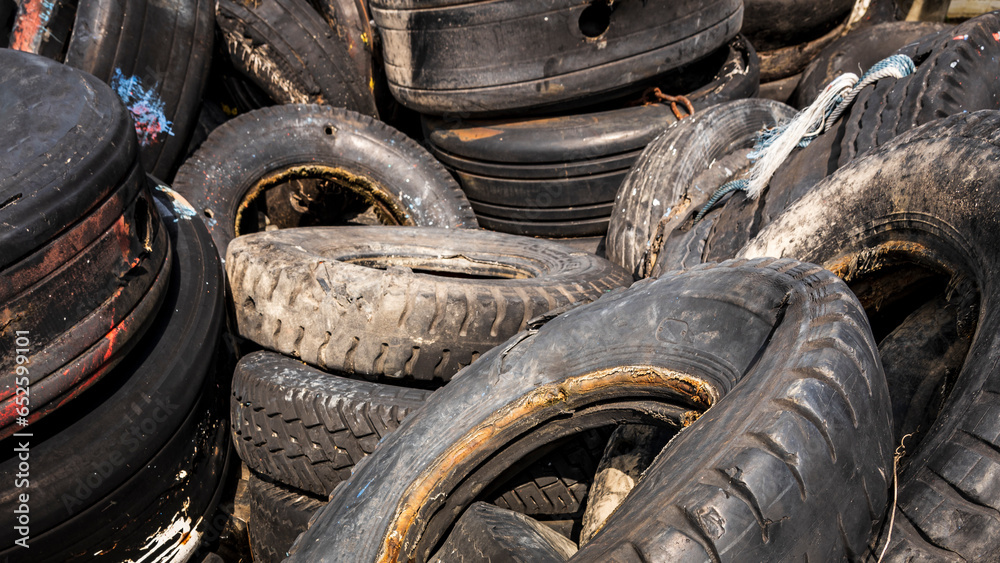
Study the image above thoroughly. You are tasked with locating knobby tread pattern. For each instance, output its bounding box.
[227,227,631,381]
[248,474,326,563]
[577,258,894,561]
[232,352,432,496]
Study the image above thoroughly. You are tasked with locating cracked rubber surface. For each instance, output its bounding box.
[226,226,632,382]
[285,257,892,562]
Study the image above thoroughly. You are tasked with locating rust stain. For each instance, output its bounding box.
[825,241,936,282]
[376,365,717,562]
[440,127,504,142]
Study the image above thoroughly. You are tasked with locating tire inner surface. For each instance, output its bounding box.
[233,164,416,236]
[834,244,978,461]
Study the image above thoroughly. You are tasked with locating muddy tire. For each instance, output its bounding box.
[605,98,797,277]
[739,110,1000,560]
[227,227,632,382]
[285,257,892,562]
[231,351,431,496]
[172,105,478,260]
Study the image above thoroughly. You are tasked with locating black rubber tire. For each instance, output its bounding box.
[285,257,892,563]
[488,429,609,519]
[216,0,377,117]
[757,72,802,104]
[476,214,610,238]
[605,98,798,278]
[10,0,215,179]
[172,104,478,261]
[422,35,760,167]
[743,0,854,51]
[737,110,1000,561]
[0,181,171,438]
[448,169,627,209]
[247,474,325,563]
[791,21,951,109]
[370,0,743,115]
[227,226,632,382]
[0,178,226,559]
[0,48,137,269]
[470,200,614,222]
[877,297,971,452]
[429,503,578,563]
[697,14,1000,268]
[231,351,432,496]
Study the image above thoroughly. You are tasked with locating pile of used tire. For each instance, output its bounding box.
[3,0,1000,560]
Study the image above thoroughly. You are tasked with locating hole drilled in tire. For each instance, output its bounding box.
[579,1,612,38]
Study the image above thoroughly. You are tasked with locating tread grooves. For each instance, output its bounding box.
[714,468,768,540]
[681,507,723,563]
[748,432,807,500]
[925,467,1000,519]
[788,366,858,427]
[896,506,960,556]
[773,397,836,462]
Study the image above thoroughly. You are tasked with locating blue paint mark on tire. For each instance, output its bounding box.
[110,69,175,147]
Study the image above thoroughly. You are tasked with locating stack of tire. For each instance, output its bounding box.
[0,49,227,561]
[379,0,754,247]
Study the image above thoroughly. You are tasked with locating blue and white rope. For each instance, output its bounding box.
[694,54,915,222]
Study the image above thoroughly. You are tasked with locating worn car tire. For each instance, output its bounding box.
[285,257,892,562]
[232,351,431,496]
[173,105,478,260]
[605,98,797,277]
[216,0,376,116]
[227,227,632,382]
[247,474,325,563]
[739,110,1000,561]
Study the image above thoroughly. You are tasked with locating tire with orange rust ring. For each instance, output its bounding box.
[0,177,227,560]
[736,111,1000,561]
[9,0,214,179]
[173,105,478,261]
[285,258,893,562]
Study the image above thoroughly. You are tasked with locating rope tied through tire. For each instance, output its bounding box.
[695,53,916,221]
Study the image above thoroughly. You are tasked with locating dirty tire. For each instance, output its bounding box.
[247,474,325,563]
[697,13,1000,266]
[227,227,632,382]
[0,179,226,560]
[216,0,376,116]
[605,98,798,278]
[370,0,743,115]
[285,258,892,563]
[172,105,477,260]
[429,503,578,563]
[231,351,431,496]
[739,110,1000,561]
[0,49,137,268]
[791,21,951,109]
[10,0,214,179]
